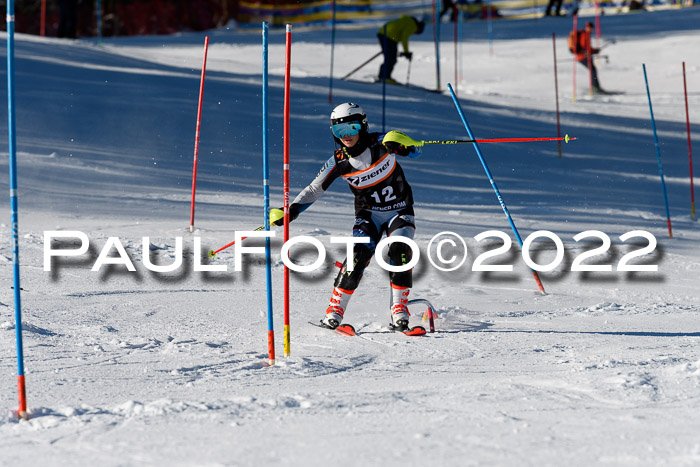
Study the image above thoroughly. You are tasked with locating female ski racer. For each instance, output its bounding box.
[269,102,421,331]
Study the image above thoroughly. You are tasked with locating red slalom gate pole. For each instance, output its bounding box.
[552,32,562,158]
[283,24,292,358]
[683,61,696,219]
[586,28,593,97]
[572,15,577,103]
[189,36,210,233]
[40,0,46,36]
[595,0,601,49]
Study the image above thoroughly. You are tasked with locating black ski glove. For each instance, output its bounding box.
[399,51,413,61]
[384,141,415,157]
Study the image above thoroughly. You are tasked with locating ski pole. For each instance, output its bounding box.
[406,56,412,87]
[422,136,574,145]
[341,51,382,80]
[208,224,265,258]
[599,40,615,51]
[447,83,547,295]
[383,130,575,148]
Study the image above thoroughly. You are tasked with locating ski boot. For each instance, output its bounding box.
[389,303,410,332]
[321,305,344,330]
[320,287,353,329]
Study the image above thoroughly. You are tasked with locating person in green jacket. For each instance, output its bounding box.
[377,16,425,84]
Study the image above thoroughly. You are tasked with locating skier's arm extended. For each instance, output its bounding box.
[269,156,340,226]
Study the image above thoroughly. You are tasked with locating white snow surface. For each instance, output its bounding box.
[2,9,700,466]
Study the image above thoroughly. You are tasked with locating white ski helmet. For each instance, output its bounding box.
[330,102,368,132]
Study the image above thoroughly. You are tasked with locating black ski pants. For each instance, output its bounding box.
[578,57,601,89]
[377,34,398,81]
[545,0,563,15]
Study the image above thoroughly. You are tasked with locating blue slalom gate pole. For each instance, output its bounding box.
[447,83,547,295]
[96,0,102,44]
[458,5,463,83]
[262,22,275,365]
[434,4,442,91]
[642,64,673,238]
[328,0,336,104]
[487,0,493,55]
[382,24,387,132]
[6,0,28,419]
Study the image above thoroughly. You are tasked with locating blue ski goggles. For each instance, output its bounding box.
[331,122,362,139]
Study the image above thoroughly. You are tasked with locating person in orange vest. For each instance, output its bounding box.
[569,21,605,93]
[376,16,425,84]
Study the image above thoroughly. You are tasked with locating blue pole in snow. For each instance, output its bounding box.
[458,6,463,82]
[487,0,493,55]
[642,64,673,238]
[96,0,102,44]
[262,22,275,361]
[6,0,28,418]
[382,24,387,132]
[435,7,442,91]
[447,83,547,295]
[328,0,336,104]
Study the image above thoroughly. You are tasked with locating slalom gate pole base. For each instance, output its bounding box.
[16,374,28,420]
[532,271,548,296]
[284,325,290,358]
[408,298,436,333]
[267,330,276,366]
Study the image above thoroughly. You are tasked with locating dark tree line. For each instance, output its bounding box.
[1,0,241,37]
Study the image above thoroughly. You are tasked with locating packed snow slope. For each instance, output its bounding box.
[1,8,700,466]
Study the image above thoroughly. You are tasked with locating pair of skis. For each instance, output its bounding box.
[309,321,426,337]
